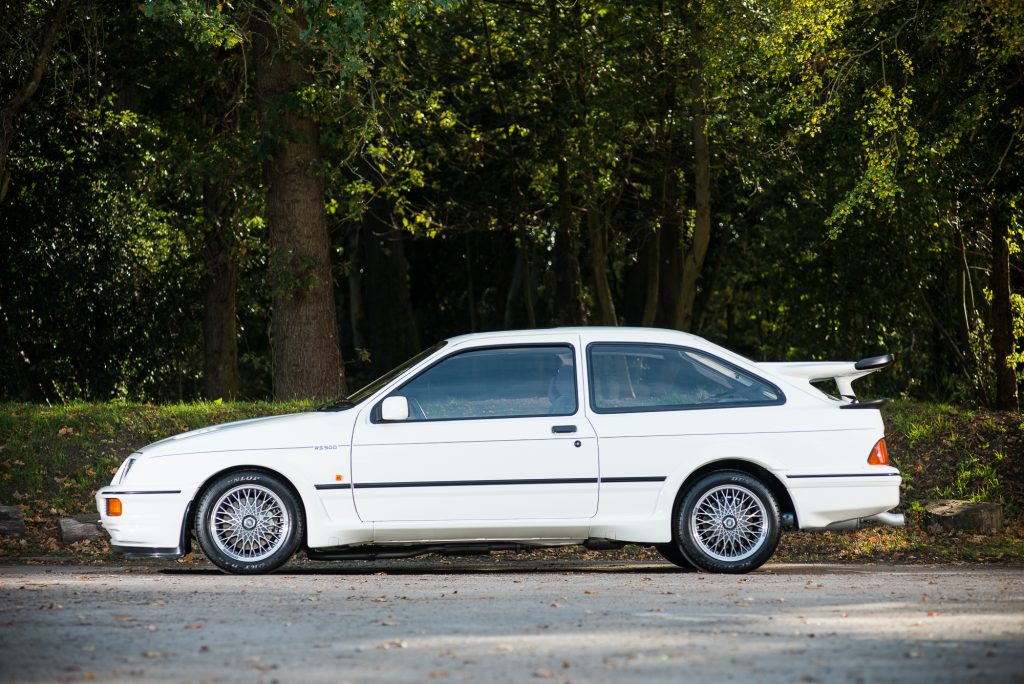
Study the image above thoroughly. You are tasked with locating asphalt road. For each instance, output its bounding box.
[0,559,1021,683]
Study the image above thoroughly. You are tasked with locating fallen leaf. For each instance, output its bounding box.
[377,640,408,650]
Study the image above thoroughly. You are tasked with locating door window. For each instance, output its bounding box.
[387,345,577,421]
[588,343,783,413]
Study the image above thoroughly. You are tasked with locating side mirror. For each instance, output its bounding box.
[380,396,410,422]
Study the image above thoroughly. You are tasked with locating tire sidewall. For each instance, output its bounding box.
[195,471,304,575]
[676,471,780,574]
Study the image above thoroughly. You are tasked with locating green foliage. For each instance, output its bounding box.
[0,0,1020,405]
[884,399,1023,514]
[934,454,1004,503]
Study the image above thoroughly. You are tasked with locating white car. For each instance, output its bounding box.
[96,327,903,574]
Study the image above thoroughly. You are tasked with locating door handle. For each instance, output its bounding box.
[551,425,577,434]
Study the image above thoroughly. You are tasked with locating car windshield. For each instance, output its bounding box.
[317,341,447,411]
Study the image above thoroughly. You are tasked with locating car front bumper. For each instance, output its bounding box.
[95,486,191,557]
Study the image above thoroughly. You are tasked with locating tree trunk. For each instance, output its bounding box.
[465,233,478,331]
[653,0,681,329]
[586,197,618,326]
[254,11,343,399]
[201,181,240,400]
[553,152,583,325]
[0,0,71,202]
[675,16,712,332]
[347,223,366,353]
[991,208,1019,410]
[640,229,660,327]
[358,209,421,375]
[521,238,537,328]
[504,239,525,329]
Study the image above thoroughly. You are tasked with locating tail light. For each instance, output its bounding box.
[867,438,889,465]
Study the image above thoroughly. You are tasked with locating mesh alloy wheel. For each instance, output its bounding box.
[676,470,781,574]
[195,471,303,574]
[210,484,291,563]
[688,484,768,562]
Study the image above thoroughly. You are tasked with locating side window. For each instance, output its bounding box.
[588,343,783,413]
[391,345,577,421]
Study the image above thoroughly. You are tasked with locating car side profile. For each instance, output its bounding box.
[95,327,903,574]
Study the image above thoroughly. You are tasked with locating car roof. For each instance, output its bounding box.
[444,327,706,346]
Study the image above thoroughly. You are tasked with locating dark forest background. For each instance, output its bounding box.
[1,0,1020,409]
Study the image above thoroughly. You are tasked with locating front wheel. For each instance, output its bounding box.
[654,543,695,570]
[194,470,304,574]
[676,471,780,574]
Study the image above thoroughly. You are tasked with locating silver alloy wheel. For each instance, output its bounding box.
[210,484,291,563]
[688,484,768,562]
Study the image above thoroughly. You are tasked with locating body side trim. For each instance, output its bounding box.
[786,473,900,479]
[318,476,667,490]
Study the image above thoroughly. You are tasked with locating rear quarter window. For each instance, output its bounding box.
[587,343,785,413]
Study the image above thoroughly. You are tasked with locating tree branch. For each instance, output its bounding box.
[0,0,73,200]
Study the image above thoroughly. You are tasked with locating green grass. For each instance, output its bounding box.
[883,400,1023,516]
[0,401,311,520]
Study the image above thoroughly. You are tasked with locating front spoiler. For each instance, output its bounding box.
[823,510,905,531]
[111,544,185,559]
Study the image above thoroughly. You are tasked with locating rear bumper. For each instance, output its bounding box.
[786,471,902,529]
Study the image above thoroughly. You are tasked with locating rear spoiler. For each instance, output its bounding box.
[760,354,893,409]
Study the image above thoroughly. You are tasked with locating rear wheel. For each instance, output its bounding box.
[676,470,780,574]
[195,470,303,574]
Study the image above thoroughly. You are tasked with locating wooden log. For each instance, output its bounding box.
[0,505,27,537]
[924,499,1003,533]
[59,517,106,545]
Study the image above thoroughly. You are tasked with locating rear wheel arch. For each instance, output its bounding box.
[670,459,796,529]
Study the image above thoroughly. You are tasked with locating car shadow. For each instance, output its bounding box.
[160,558,689,576]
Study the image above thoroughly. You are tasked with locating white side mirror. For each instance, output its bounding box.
[380,396,410,422]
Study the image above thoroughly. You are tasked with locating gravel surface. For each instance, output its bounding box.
[1,559,1022,683]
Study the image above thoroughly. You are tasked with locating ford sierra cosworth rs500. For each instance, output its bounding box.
[96,327,903,574]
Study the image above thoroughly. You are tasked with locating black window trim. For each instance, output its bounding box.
[372,342,579,424]
[585,342,787,415]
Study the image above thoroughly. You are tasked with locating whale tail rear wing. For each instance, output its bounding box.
[761,354,894,409]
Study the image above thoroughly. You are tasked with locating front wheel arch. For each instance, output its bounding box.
[187,465,308,550]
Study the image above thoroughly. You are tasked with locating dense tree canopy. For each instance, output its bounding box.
[0,0,1020,409]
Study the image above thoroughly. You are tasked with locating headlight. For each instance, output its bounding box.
[113,456,137,485]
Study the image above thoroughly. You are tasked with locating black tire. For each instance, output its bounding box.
[194,470,304,575]
[675,470,781,574]
[654,543,696,570]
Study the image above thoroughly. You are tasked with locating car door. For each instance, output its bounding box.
[350,340,599,523]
